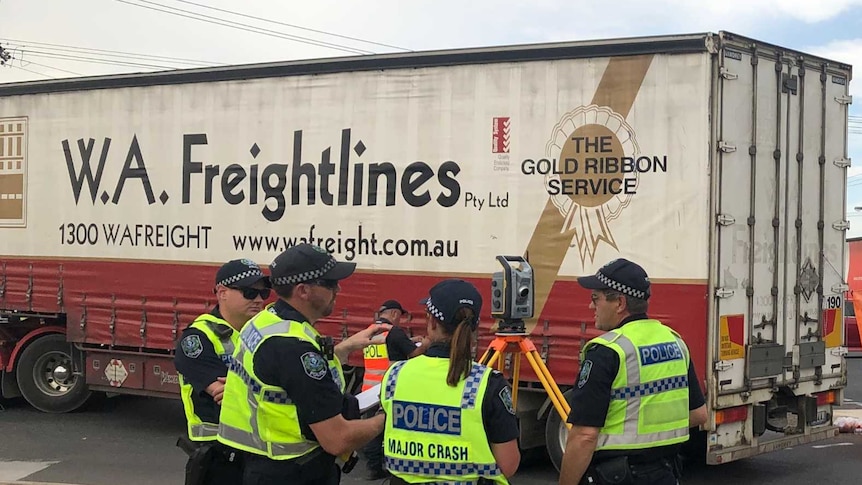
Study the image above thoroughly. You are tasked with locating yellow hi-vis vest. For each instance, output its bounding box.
[178,313,239,441]
[216,306,345,460]
[380,356,508,484]
[581,319,691,451]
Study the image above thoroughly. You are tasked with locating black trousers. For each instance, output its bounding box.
[182,441,244,485]
[629,464,677,485]
[581,457,678,485]
[361,431,385,472]
[242,453,340,485]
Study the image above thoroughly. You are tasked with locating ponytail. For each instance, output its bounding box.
[446,308,476,387]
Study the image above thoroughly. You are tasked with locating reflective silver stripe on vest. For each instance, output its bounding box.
[223,346,304,454]
[218,422,317,456]
[240,319,294,352]
[606,331,639,388]
[362,369,386,388]
[385,457,501,478]
[597,331,688,448]
[460,363,487,409]
[384,360,408,399]
[190,422,219,438]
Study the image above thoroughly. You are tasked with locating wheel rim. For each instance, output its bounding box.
[557,417,569,451]
[31,350,78,396]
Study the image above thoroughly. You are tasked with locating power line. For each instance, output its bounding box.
[170,0,410,52]
[0,37,217,66]
[8,64,55,78]
[18,50,177,70]
[115,0,373,55]
[18,59,82,76]
[4,43,191,70]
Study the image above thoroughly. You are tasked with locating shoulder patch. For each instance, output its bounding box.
[300,351,328,380]
[577,360,593,388]
[499,386,515,415]
[181,334,203,359]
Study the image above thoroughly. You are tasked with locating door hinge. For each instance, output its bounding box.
[836,95,853,105]
[715,288,735,298]
[830,347,849,357]
[832,283,850,293]
[834,157,851,168]
[833,220,850,231]
[716,214,736,226]
[718,141,737,153]
[720,67,738,80]
[714,361,734,371]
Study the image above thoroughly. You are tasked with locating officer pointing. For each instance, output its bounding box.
[217,244,390,484]
[559,259,707,485]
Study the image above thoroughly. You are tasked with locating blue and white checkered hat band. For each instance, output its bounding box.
[596,272,647,300]
[425,299,445,322]
[218,269,263,287]
[271,257,336,286]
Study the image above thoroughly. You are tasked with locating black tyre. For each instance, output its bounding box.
[544,389,573,473]
[16,334,91,413]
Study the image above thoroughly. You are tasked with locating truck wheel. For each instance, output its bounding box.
[545,389,573,473]
[15,334,91,413]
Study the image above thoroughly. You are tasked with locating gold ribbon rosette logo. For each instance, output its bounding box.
[522,55,668,331]
[542,105,642,266]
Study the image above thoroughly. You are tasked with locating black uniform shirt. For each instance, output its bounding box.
[423,342,520,444]
[385,326,417,362]
[173,306,231,424]
[567,313,706,463]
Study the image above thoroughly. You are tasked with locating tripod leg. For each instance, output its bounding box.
[482,349,501,368]
[479,347,492,364]
[524,351,570,423]
[512,353,521,410]
[528,350,570,411]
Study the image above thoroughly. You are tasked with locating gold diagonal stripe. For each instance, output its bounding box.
[523,55,654,333]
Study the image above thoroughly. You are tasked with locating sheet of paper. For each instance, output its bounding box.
[356,383,381,412]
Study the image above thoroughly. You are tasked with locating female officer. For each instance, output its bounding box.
[379,279,521,484]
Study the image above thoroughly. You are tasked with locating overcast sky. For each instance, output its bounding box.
[3,0,862,231]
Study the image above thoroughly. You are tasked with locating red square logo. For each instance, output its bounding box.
[492,117,510,153]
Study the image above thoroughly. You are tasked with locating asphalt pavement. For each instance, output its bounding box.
[1,357,861,485]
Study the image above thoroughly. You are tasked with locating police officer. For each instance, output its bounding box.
[361,300,430,480]
[217,243,389,485]
[559,259,708,485]
[380,279,521,484]
[174,258,270,485]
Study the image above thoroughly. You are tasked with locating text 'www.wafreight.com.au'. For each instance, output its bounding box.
[232,225,459,261]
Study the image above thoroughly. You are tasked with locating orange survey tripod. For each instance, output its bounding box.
[479,322,571,426]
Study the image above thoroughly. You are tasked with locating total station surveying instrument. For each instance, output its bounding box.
[479,256,571,426]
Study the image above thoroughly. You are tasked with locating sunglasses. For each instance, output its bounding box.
[307,279,340,290]
[230,286,271,300]
[590,291,621,303]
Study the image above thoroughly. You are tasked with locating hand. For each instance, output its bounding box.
[207,377,227,405]
[352,323,393,349]
[335,323,393,359]
[412,335,431,347]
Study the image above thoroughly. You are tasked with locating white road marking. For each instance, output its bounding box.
[0,461,59,481]
[812,443,854,449]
